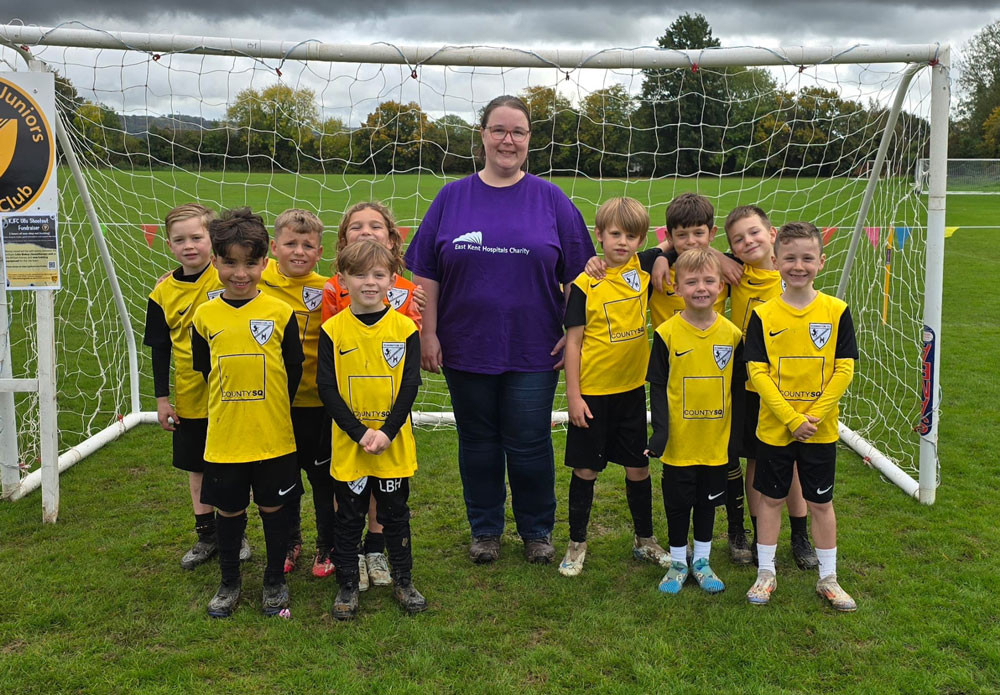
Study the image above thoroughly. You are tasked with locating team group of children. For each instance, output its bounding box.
[144,189,858,622]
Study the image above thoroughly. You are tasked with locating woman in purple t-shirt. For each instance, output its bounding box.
[405,95,595,566]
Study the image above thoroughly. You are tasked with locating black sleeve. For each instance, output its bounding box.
[637,247,662,274]
[151,346,172,398]
[836,306,860,360]
[725,251,741,263]
[564,284,587,329]
[143,298,171,349]
[728,342,746,461]
[380,331,422,441]
[645,332,670,457]
[664,248,679,264]
[316,331,368,443]
[281,313,304,401]
[743,312,768,364]
[191,326,210,382]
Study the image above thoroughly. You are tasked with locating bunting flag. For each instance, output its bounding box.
[399,226,411,242]
[893,226,911,250]
[865,227,881,248]
[142,224,159,248]
[822,227,837,244]
[945,226,959,238]
[655,226,668,243]
[882,229,894,324]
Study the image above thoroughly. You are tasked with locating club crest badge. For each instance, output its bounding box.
[810,322,832,349]
[382,341,405,368]
[302,286,322,311]
[713,344,734,370]
[347,476,368,495]
[207,289,224,301]
[386,288,409,310]
[622,269,641,293]
[250,319,275,346]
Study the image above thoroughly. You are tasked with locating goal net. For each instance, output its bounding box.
[915,157,1000,194]
[0,26,947,503]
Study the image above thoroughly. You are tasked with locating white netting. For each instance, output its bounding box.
[0,34,938,479]
[916,158,1000,194]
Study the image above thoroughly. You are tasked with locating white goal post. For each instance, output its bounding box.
[0,25,948,509]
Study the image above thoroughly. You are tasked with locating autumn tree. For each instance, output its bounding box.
[226,84,319,171]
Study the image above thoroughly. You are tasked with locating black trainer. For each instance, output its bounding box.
[207,580,241,619]
[791,533,819,570]
[332,583,360,621]
[181,536,217,570]
[262,581,289,616]
[393,581,427,615]
[728,529,753,565]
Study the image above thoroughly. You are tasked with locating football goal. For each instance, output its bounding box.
[915,157,999,195]
[0,25,948,514]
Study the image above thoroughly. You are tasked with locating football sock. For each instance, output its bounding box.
[670,545,688,565]
[216,511,247,586]
[285,494,303,546]
[789,515,808,538]
[625,475,654,538]
[692,540,712,563]
[194,511,216,540]
[363,531,385,555]
[692,503,715,547]
[816,547,837,579]
[726,458,745,533]
[312,478,336,552]
[665,504,691,549]
[757,543,777,574]
[568,473,596,544]
[260,507,289,586]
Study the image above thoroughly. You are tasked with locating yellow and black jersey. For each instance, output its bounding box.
[649,267,729,331]
[259,258,328,408]
[744,292,858,446]
[317,307,420,482]
[646,313,745,467]
[143,264,224,419]
[191,293,303,463]
[730,264,782,336]
[564,249,658,395]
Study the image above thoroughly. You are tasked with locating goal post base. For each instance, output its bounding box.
[838,422,929,502]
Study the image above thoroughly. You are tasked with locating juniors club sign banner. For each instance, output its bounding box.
[0,72,56,213]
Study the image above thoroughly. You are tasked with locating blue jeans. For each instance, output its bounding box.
[443,367,558,541]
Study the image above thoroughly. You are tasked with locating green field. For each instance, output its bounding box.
[0,172,998,693]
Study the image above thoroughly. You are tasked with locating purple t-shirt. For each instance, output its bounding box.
[405,173,595,374]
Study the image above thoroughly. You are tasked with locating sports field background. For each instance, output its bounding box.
[0,173,997,693]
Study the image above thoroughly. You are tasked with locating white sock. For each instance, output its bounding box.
[693,540,712,563]
[816,546,837,579]
[757,543,777,574]
[670,545,688,565]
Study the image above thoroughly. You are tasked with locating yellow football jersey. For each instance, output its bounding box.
[259,258,328,408]
[744,292,858,446]
[650,313,743,467]
[650,267,729,331]
[321,308,418,481]
[192,293,298,463]
[729,263,783,394]
[148,265,224,418]
[568,254,650,395]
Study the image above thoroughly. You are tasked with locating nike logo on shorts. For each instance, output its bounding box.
[313,458,330,467]
[816,485,833,495]
[708,490,725,501]
[278,485,296,496]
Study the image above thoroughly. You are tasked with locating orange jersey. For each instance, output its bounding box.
[321,274,422,330]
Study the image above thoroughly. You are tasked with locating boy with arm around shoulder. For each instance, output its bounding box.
[646,247,745,595]
[317,240,425,620]
[743,221,858,611]
[558,197,668,577]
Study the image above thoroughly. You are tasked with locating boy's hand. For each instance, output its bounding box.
[567,395,593,428]
[720,254,744,286]
[420,331,442,373]
[651,255,672,293]
[361,429,391,455]
[156,397,178,431]
[154,270,171,288]
[550,334,567,370]
[792,416,819,441]
[583,256,607,280]
[412,284,427,313]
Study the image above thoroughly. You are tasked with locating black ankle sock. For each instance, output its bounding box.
[195,511,216,540]
[568,474,596,543]
[216,512,246,586]
[625,476,654,539]
[260,507,290,586]
[363,531,385,554]
[789,515,808,538]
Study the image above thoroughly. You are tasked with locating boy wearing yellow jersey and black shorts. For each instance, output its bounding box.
[191,208,304,618]
[744,222,858,612]
[317,240,425,620]
[558,197,667,577]
[143,204,250,569]
[724,206,817,571]
[646,248,744,595]
[259,208,337,579]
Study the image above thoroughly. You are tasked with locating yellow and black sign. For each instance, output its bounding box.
[0,75,55,213]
